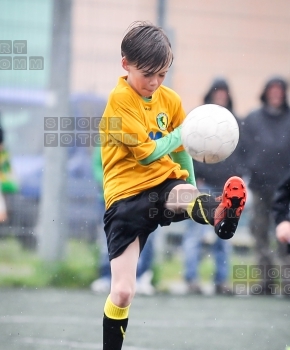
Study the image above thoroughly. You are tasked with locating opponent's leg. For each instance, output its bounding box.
[103,237,140,350]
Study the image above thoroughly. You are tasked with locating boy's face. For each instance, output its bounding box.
[122,57,169,98]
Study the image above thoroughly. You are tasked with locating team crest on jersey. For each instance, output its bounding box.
[156,113,168,131]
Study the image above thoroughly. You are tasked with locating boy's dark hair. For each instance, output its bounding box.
[121,21,173,74]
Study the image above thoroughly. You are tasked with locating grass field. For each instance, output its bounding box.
[0,238,289,349]
[0,238,98,288]
[0,237,255,290]
[0,288,289,350]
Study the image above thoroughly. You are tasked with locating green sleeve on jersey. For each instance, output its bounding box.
[170,150,196,186]
[139,126,182,166]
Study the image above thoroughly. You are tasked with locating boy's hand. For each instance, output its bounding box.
[276,221,290,243]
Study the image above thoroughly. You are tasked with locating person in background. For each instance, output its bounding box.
[272,171,290,251]
[241,76,290,295]
[0,118,8,222]
[90,145,156,296]
[272,170,290,297]
[180,78,244,295]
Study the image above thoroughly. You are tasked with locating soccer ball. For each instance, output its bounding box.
[181,104,239,164]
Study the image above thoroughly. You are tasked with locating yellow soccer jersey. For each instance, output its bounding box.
[100,76,189,208]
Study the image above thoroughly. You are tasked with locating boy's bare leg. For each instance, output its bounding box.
[110,237,140,306]
[103,237,140,350]
[165,184,200,213]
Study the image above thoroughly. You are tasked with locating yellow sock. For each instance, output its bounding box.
[104,295,130,320]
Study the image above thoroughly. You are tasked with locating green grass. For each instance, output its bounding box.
[0,238,99,288]
[0,238,256,289]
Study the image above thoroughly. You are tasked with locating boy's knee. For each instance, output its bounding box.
[112,284,135,307]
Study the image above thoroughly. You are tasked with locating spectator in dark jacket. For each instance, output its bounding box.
[241,76,290,294]
[194,78,244,189]
[272,171,290,246]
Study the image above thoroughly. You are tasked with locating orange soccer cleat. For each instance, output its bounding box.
[214,176,247,240]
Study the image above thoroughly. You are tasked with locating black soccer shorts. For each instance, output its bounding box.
[103,178,189,261]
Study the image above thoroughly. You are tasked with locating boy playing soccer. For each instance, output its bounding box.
[99,21,247,349]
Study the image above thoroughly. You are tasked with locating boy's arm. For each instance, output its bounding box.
[170,150,196,186]
[139,126,182,165]
[138,126,196,186]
